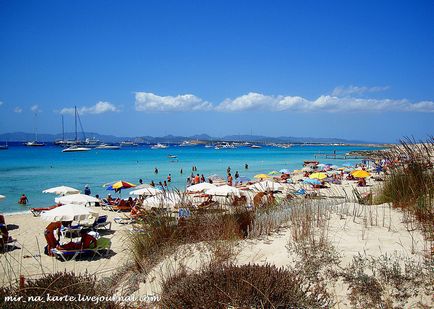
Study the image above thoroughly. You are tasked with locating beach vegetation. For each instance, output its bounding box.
[375,137,434,238]
[158,263,333,308]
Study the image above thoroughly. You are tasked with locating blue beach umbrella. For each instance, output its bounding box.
[303,178,321,185]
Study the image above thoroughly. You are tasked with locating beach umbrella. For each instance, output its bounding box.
[41,204,98,222]
[268,171,280,175]
[279,169,290,174]
[309,172,327,180]
[329,165,339,170]
[303,179,321,185]
[351,170,371,178]
[205,185,242,197]
[42,186,80,195]
[186,182,216,192]
[0,195,5,201]
[135,183,154,189]
[317,163,327,168]
[130,187,163,196]
[142,192,183,209]
[248,180,284,192]
[254,174,270,179]
[55,193,100,206]
[106,181,136,191]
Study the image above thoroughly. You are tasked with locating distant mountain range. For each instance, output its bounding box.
[0,131,379,144]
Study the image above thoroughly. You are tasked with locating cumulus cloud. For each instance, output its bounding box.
[135,92,213,112]
[60,101,119,115]
[30,105,41,113]
[215,92,434,113]
[332,85,389,97]
[14,106,23,113]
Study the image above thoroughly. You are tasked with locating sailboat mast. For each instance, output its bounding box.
[62,115,65,141]
[34,112,38,141]
[74,106,78,142]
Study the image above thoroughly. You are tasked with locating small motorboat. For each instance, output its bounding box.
[167,155,177,158]
[62,146,91,152]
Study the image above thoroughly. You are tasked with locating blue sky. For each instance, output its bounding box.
[0,0,433,143]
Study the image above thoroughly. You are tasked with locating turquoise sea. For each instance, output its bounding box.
[0,143,379,213]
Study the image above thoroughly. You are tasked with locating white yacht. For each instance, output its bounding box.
[96,144,121,150]
[250,145,262,149]
[62,146,91,152]
[151,143,168,149]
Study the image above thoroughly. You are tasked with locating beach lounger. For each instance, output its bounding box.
[30,205,59,217]
[113,217,136,224]
[91,215,112,230]
[1,236,17,251]
[50,237,112,261]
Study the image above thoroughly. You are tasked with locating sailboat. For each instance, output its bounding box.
[62,106,91,152]
[25,112,45,146]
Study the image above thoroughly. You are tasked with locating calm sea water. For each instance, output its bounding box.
[0,143,379,213]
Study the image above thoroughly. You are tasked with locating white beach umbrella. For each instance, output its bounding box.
[135,183,154,189]
[55,193,100,206]
[142,192,183,209]
[0,194,5,201]
[41,204,98,222]
[43,186,80,195]
[248,180,284,192]
[186,182,216,192]
[205,185,241,197]
[130,187,163,196]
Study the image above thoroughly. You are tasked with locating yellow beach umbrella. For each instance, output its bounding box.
[309,172,327,180]
[351,170,370,178]
[254,174,270,179]
[106,180,136,190]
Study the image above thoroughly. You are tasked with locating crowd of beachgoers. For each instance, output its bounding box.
[0,157,392,257]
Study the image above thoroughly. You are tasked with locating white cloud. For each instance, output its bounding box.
[332,85,389,96]
[14,106,23,113]
[30,105,41,113]
[60,101,119,115]
[135,92,212,112]
[215,92,434,113]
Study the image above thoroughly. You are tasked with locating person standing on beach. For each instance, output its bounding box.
[235,171,239,180]
[186,177,191,187]
[44,221,69,256]
[200,174,205,183]
[227,166,231,175]
[167,174,172,183]
[227,173,233,186]
[195,174,200,184]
